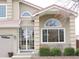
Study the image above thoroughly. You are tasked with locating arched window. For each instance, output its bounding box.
[21,11,32,17]
[42,18,65,43]
[44,18,61,27]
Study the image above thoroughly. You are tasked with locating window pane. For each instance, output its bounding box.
[19,28,26,50]
[45,18,61,27]
[22,12,30,16]
[59,29,64,42]
[42,30,47,42]
[21,11,31,17]
[27,27,34,49]
[48,29,58,42]
[0,5,6,17]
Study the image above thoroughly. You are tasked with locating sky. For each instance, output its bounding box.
[24,0,79,35]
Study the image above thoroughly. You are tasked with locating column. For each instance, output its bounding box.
[34,16,40,55]
[69,16,76,49]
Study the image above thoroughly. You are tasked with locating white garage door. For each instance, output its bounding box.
[0,36,13,57]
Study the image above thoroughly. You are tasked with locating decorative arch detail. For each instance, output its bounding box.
[21,11,32,17]
[44,18,61,27]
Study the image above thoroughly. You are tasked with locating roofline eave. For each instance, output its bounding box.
[33,4,78,17]
[20,0,43,10]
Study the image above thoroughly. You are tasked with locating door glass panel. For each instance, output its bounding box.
[19,28,26,50]
[27,27,34,50]
[27,40,34,49]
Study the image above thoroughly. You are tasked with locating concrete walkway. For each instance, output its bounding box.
[0,57,11,59]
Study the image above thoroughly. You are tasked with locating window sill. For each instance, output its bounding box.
[20,16,32,18]
[41,42,65,44]
[0,17,7,20]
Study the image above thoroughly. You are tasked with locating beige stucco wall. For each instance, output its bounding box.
[21,20,33,27]
[0,0,6,3]
[12,0,19,19]
[20,17,34,27]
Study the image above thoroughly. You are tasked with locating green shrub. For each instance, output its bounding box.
[75,48,79,56]
[50,48,61,56]
[64,48,75,56]
[39,47,50,56]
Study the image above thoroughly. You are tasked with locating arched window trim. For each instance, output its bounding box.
[21,11,32,17]
[44,18,61,27]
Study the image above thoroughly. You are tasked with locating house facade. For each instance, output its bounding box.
[0,0,78,58]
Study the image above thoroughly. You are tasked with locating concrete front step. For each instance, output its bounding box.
[12,53,34,59]
[12,56,32,59]
[12,51,35,59]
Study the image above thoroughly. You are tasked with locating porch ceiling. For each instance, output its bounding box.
[38,10,70,20]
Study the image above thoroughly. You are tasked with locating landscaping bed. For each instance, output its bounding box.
[31,47,79,59]
[32,56,79,59]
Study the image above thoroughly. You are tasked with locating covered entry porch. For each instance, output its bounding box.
[33,5,76,54]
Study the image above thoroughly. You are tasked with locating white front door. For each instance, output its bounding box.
[0,36,13,57]
[19,27,34,53]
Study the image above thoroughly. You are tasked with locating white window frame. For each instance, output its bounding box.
[21,11,32,17]
[41,28,65,44]
[0,4,7,19]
